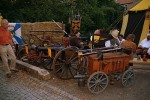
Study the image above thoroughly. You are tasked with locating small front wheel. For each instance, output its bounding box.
[122,68,135,87]
[87,71,109,94]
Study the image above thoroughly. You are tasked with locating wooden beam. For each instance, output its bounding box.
[30,30,63,32]
[130,66,150,70]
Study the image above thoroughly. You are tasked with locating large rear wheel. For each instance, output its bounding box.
[52,47,79,80]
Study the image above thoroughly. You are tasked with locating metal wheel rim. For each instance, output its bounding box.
[122,69,135,87]
[87,71,109,94]
[17,48,26,59]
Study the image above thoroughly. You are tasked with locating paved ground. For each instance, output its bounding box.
[48,69,150,100]
[0,63,79,100]
[0,61,150,100]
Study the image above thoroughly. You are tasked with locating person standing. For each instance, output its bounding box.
[0,19,18,78]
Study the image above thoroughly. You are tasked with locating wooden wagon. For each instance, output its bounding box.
[73,47,135,94]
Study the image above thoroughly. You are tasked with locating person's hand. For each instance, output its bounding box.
[11,45,15,52]
[138,45,142,49]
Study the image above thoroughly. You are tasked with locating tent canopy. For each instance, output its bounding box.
[130,0,150,11]
[120,0,150,45]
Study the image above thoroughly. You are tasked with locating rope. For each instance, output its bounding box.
[132,13,145,33]
[106,14,123,31]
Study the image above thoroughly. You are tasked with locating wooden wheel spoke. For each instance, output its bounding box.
[99,82,107,85]
[97,74,99,80]
[99,84,104,89]
[70,56,78,63]
[70,65,77,71]
[89,80,95,84]
[89,83,97,89]
[93,84,98,92]
[100,78,107,82]
[128,73,134,79]
[60,66,66,77]
[92,76,98,81]
[65,67,69,79]
[99,74,103,80]
[123,80,128,86]
[70,64,78,69]
[56,58,65,63]
[68,52,76,61]
[55,65,63,73]
[123,78,127,81]
[68,67,74,77]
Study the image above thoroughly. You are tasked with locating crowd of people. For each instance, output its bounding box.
[69,28,150,59]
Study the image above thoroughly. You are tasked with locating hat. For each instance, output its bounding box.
[111,29,119,39]
[94,30,100,35]
[147,33,150,36]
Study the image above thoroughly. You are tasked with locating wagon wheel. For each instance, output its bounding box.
[40,57,53,70]
[20,54,39,66]
[20,55,28,62]
[87,71,109,94]
[17,48,26,60]
[52,47,79,80]
[122,68,135,87]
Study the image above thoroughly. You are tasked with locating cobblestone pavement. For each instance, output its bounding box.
[0,61,150,100]
[0,63,79,100]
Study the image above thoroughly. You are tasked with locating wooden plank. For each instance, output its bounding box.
[130,66,150,70]
[129,59,150,64]
[30,30,63,32]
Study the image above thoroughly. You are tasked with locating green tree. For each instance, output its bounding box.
[0,0,124,34]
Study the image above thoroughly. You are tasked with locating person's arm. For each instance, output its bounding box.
[132,43,137,53]
[10,39,14,46]
[120,41,125,48]
[138,39,145,48]
[9,32,15,51]
[9,31,15,46]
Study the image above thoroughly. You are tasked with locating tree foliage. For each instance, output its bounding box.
[0,0,124,34]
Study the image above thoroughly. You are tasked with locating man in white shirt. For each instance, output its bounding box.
[136,33,150,57]
[139,33,150,48]
[105,29,120,47]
